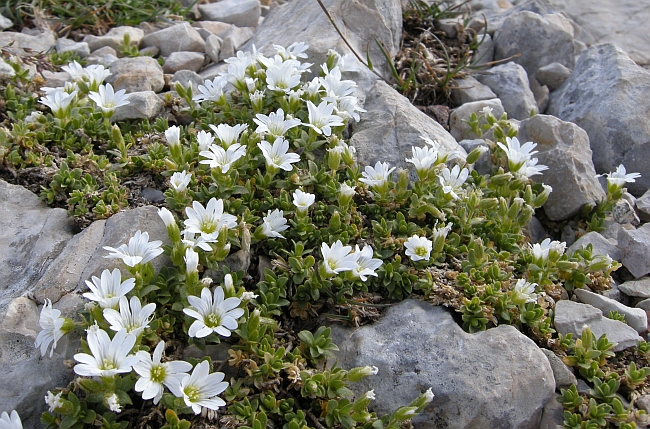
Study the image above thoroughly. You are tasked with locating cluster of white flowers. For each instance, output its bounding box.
[320,240,383,280]
[497,136,548,179]
[39,61,130,119]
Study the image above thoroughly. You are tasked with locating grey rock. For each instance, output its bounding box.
[637,395,650,415]
[547,44,650,195]
[451,76,497,106]
[459,139,491,175]
[529,76,549,113]
[637,298,650,313]
[435,18,463,39]
[139,46,159,57]
[618,224,650,278]
[55,38,90,58]
[601,281,621,302]
[0,295,82,429]
[218,36,236,62]
[567,232,619,262]
[83,26,144,53]
[475,62,538,119]
[620,278,650,299]
[636,189,650,222]
[473,33,494,67]
[538,397,564,429]
[0,13,12,30]
[612,198,640,227]
[140,188,165,203]
[107,56,164,93]
[554,300,643,352]
[332,300,555,429]
[0,57,15,78]
[561,224,576,247]
[192,21,233,37]
[111,91,164,122]
[32,220,106,304]
[525,216,547,244]
[541,349,577,390]
[0,180,75,320]
[545,0,650,68]
[163,51,205,74]
[243,0,402,96]
[0,30,56,55]
[494,11,575,77]
[141,23,205,57]
[85,46,118,65]
[77,206,171,288]
[198,0,261,28]
[536,62,571,92]
[350,80,465,173]
[517,115,605,221]
[205,34,222,63]
[219,25,254,50]
[42,70,71,89]
[574,289,647,334]
[171,70,204,95]
[449,98,505,141]
[199,62,229,81]
[195,28,213,41]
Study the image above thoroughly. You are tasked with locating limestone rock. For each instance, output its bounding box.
[171,70,204,95]
[494,11,575,77]
[567,231,619,262]
[619,278,650,299]
[111,91,164,121]
[141,23,205,57]
[529,76,549,113]
[475,62,538,119]
[0,180,75,320]
[198,0,261,28]
[636,189,650,222]
[83,26,144,53]
[219,26,254,50]
[106,57,164,93]
[0,30,56,55]
[541,349,577,390]
[349,80,465,173]
[517,115,605,220]
[547,44,650,195]
[332,300,555,429]
[243,0,402,96]
[0,13,12,30]
[162,51,205,74]
[618,224,650,278]
[451,76,497,106]
[449,98,505,141]
[205,34,222,64]
[536,62,571,92]
[55,38,90,58]
[192,21,233,37]
[574,289,647,333]
[554,300,643,352]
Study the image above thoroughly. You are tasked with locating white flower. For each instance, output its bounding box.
[364,390,376,401]
[406,146,438,174]
[304,77,322,97]
[481,106,493,117]
[336,52,361,72]
[334,95,365,122]
[209,123,248,147]
[0,411,22,429]
[45,391,64,412]
[88,83,130,114]
[321,240,357,275]
[261,209,289,238]
[496,136,543,176]
[35,299,67,357]
[340,183,356,197]
[439,165,469,200]
[258,138,301,172]
[266,61,302,93]
[158,207,176,228]
[404,235,433,261]
[604,164,642,188]
[421,136,460,163]
[193,76,227,103]
[250,90,265,110]
[199,143,247,173]
[275,42,309,60]
[134,341,192,404]
[305,100,345,136]
[293,189,316,213]
[84,64,111,87]
[359,161,396,188]
[39,89,77,117]
[170,170,192,192]
[424,388,435,402]
[106,394,121,413]
[184,198,238,240]
[196,130,215,152]
[165,126,181,147]
[182,230,216,252]
[103,296,156,337]
[253,108,302,138]
[350,245,382,281]
[185,248,199,274]
[62,60,86,81]
[520,157,548,179]
[321,66,356,101]
[168,360,228,414]
[530,238,552,263]
[511,279,538,304]
[83,268,135,309]
[73,328,139,377]
[241,291,258,300]
[103,230,164,267]
[183,287,245,338]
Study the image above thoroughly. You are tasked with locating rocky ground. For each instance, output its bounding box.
[2,0,650,428]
